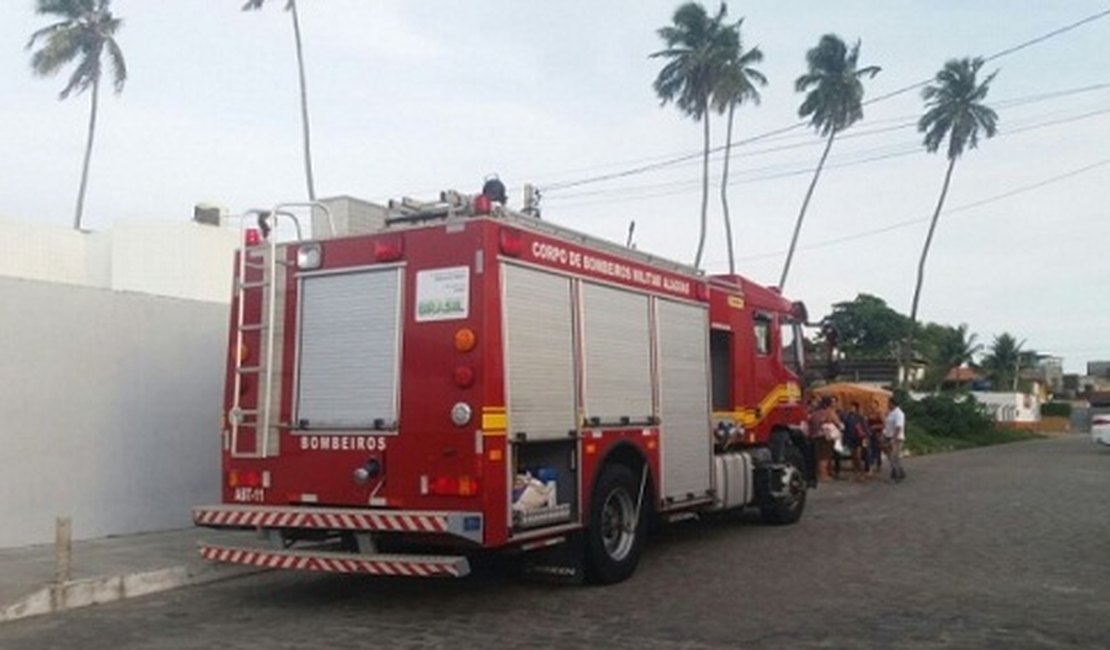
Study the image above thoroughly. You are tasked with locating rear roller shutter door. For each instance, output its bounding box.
[502,264,576,440]
[296,268,401,429]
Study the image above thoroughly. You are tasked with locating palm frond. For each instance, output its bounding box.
[27,0,126,100]
[919,56,999,160]
[59,46,99,99]
[29,29,82,77]
[26,19,72,49]
[36,0,94,19]
[795,33,878,135]
[105,37,126,92]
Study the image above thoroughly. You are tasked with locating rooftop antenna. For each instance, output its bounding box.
[626,220,637,249]
[522,183,542,218]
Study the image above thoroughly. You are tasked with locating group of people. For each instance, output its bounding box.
[805,393,906,483]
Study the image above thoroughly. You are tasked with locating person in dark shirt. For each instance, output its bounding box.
[840,401,868,480]
[864,398,884,477]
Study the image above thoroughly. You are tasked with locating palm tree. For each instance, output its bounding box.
[779,35,879,289]
[919,322,982,389]
[652,2,735,270]
[243,0,316,201]
[27,0,126,231]
[711,19,766,275]
[909,58,998,329]
[981,333,1025,391]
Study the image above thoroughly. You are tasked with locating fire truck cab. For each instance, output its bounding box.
[193,188,811,584]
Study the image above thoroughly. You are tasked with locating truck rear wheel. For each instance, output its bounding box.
[585,463,645,584]
[760,444,807,525]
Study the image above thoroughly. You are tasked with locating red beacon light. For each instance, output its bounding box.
[498,227,524,257]
[373,234,404,262]
[244,228,262,246]
[472,194,492,215]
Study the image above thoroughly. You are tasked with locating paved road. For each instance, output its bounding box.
[3,436,1108,649]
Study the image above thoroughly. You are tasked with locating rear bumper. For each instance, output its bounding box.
[193,504,483,544]
[198,543,470,578]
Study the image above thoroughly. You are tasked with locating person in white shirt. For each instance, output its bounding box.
[883,396,907,482]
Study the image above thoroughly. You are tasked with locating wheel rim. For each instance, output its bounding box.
[600,488,636,561]
[780,464,805,511]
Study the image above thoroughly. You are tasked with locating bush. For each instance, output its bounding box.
[902,394,996,438]
[1041,401,1072,417]
[900,393,1041,455]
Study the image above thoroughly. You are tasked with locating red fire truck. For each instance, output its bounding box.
[193,187,813,584]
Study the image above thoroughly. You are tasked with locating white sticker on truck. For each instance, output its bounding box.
[415,266,470,321]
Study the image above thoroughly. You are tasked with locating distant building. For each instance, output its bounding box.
[808,358,925,388]
[943,366,984,391]
[1021,352,1065,392]
[1087,361,1110,379]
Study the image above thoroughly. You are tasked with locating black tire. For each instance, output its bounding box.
[760,444,808,525]
[585,463,646,584]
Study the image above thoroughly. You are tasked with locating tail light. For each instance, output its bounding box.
[429,475,479,497]
[1094,417,1110,426]
[454,327,477,352]
[228,469,262,488]
[453,328,476,388]
[454,365,475,388]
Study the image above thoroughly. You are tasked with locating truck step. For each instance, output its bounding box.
[198,543,470,578]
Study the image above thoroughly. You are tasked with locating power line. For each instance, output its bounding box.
[536,7,1110,193]
[865,7,1110,106]
[540,122,804,192]
[727,157,1110,263]
[546,103,1110,207]
[546,83,1110,196]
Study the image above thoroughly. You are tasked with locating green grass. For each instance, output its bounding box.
[905,422,1042,456]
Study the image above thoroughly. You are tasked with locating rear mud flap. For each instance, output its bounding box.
[519,533,586,585]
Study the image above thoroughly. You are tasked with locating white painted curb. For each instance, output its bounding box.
[1,564,264,624]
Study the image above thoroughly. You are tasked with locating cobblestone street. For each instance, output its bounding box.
[3,435,1108,649]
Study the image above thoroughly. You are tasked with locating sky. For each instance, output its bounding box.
[1,0,1108,373]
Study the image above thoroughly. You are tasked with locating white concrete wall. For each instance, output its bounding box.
[972,392,1040,423]
[0,217,238,303]
[0,277,226,548]
[108,221,237,303]
[0,217,89,287]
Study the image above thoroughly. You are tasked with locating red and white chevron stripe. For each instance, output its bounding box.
[198,544,469,578]
[193,505,448,534]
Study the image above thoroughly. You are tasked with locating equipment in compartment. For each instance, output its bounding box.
[512,441,577,530]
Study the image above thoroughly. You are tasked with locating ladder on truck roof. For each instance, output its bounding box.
[229,203,334,459]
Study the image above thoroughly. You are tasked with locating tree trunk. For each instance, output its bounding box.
[693,108,711,270]
[779,129,835,290]
[289,0,316,201]
[720,103,736,275]
[73,76,100,230]
[905,155,959,385]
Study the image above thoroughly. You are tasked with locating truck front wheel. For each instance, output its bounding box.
[759,444,808,525]
[585,463,646,584]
